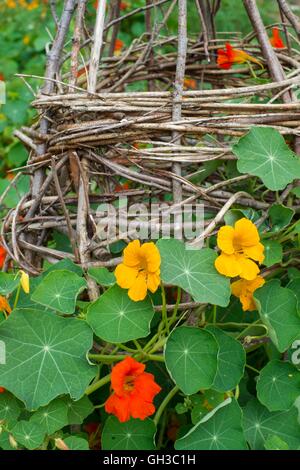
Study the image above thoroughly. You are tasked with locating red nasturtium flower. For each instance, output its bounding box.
[217,43,262,69]
[115,181,130,192]
[0,245,7,269]
[270,27,285,49]
[105,356,161,422]
[0,73,4,81]
[0,387,5,393]
[114,38,124,55]
[120,1,129,9]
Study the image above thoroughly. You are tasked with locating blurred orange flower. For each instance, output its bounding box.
[217,43,262,69]
[0,296,12,316]
[183,78,197,90]
[270,27,285,49]
[105,356,161,422]
[114,38,124,56]
[115,182,130,192]
[0,246,7,269]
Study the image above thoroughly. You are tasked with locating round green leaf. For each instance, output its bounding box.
[64,396,94,425]
[0,392,22,425]
[30,398,69,435]
[175,398,247,450]
[254,280,300,353]
[164,326,218,395]
[31,270,87,314]
[64,436,89,450]
[88,267,116,287]
[287,278,300,308]
[87,285,154,343]
[102,417,156,450]
[206,326,245,393]
[243,399,300,450]
[0,273,19,295]
[0,309,95,410]
[11,420,45,450]
[268,204,294,232]
[157,238,230,307]
[233,127,300,191]
[257,360,300,411]
[262,240,283,268]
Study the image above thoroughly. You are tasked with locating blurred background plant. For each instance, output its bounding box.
[0,0,297,194]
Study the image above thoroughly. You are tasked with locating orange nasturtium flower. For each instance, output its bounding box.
[217,43,262,70]
[214,218,264,280]
[19,0,39,10]
[115,239,161,301]
[114,38,124,56]
[0,296,12,316]
[183,77,197,90]
[270,27,285,49]
[0,245,7,269]
[231,275,265,311]
[105,356,161,422]
[0,387,5,393]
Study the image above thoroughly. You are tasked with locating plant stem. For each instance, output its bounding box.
[245,363,260,374]
[153,385,179,427]
[168,287,181,327]
[13,284,21,310]
[212,304,217,324]
[85,373,111,395]
[88,352,165,363]
[161,283,170,335]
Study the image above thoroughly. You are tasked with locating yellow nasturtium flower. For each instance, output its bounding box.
[115,240,161,302]
[214,218,264,280]
[20,270,30,294]
[231,275,265,311]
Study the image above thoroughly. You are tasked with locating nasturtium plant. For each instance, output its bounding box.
[101,417,156,450]
[256,360,300,411]
[243,399,300,450]
[30,398,69,435]
[175,399,247,450]
[63,436,89,450]
[206,326,246,393]
[262,240,283,267]
[88,267,116,287]
[31,270,87,314]
[164,327,219,394]
[11,420,46,450]
[64,396,94,425]
[0,392,22,425]
[254,280,300,353]
[1,0,300,454]
[0,309,96,409]
[0,273,20,295]
[87,285,155,343]
[233,127,300,190]
[157,238,231,307]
